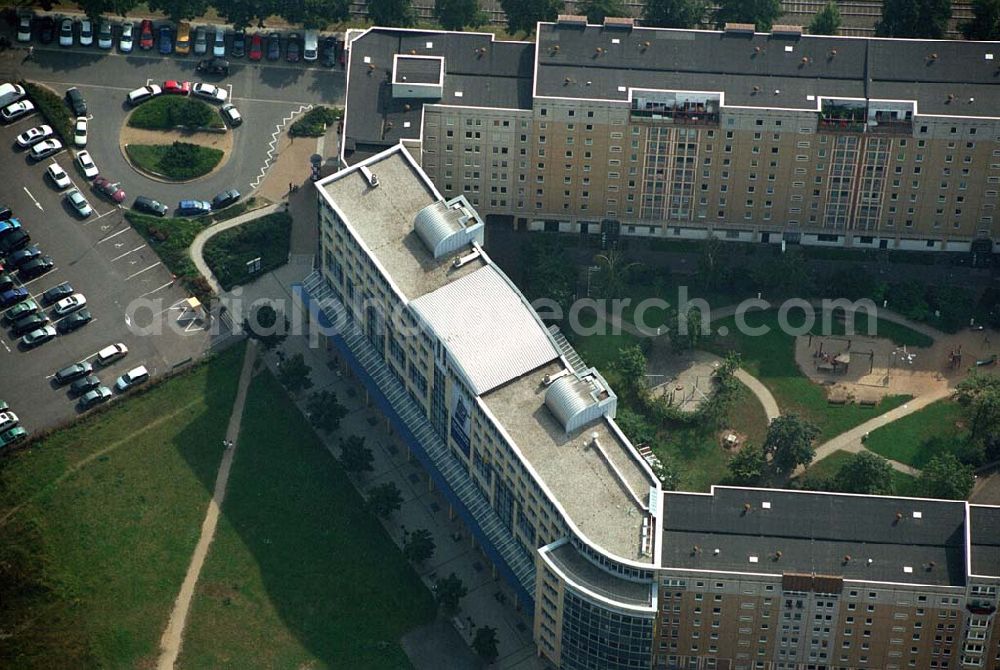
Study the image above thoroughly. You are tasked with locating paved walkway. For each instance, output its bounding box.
[155,339,259,670]
[188,203,283,294]
[734,369,780,422]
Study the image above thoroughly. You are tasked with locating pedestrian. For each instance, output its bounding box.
[288,182,293,193]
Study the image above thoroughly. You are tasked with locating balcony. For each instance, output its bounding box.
[817,115,866,134]
[867,117,913,136]
[631,104,720,127]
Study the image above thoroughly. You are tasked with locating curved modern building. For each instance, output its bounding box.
[300,143,1000,670]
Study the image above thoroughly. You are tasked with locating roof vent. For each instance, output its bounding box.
[749,555,759,563]
[774,550,782,560]
[761,501,771,509]
[742,502,752,514]
[903,566,913,574]
[542,369,571,386]
[556,14,588,27]
[843,555,851,565]
[603,16,634,29]
[713,548,721,555]
[867,558,873,565]
[947,93,956,103]
[912,511,922,519]
[724,22,756,35]
[828,49,837,58]
[771,24,803,37]
[641,40,651,49]
[360,165,379,188]
[475,46,486,57]
[928,52,939,61]
[692,544,701,555]
[752,85,761,94]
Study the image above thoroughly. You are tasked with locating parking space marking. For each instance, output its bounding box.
[98,227,131,244]
[126,262,161,280]
[34,79,136,93]
[0,340,9,353]
[110,244,146,262]
[139,281,175,298]
[23,187,44,211]
[21,271,59,287]
[84,209,118,224]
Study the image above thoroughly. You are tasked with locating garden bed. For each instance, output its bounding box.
[204,212,292,290]
[289,106,342,137]
[127,96,225,131]
[126,142,224,181]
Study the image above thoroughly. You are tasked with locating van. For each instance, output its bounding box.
[303,30,318,61]
[0,83,26,109]
[175,22,191,54]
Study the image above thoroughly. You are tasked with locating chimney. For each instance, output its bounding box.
[843,555,851,565]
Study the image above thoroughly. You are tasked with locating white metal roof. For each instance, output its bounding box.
[410,264,559,395]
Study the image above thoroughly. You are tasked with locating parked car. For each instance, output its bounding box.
[4,298,38,323]
[0,218,20,238]
[212,188,240,209]
[93,177,125,203]
[54,361,93,384]
[158,25,172,54]
[0,205,11,221]
[97,21,113,49]
[17,15,32,43]
[0,83,25,109]
[0,230,30,254]
[133,196,169,216]
[53,293,86,316]
[8,245,41,268]
[36,17,55,44]
[321,36,337,68]
[79,19,94,46]
[115,365,149,391]
[75,151,98,179]
[127,84,162,106]
[303,30,318,62]
[19,256,54,280]
[193,26,207,55]
[96,342,128,366]
[196,57,229,75]
[266,32,280,61]
[0,426,27,448]
[42,282,74,305]
[66,188,92,217]
[16,124,54,148]
[73,116,87,147]
[47,162,72,189]
[232,31,246,58]
[79,386,112,409]
[58,18,74,47]
[286,33,301,62]
[192,82,227,103]
[220,103,242,127]
[2,100,35,123]
[0,412,19,432]
[0,274,14,293]
[58,308,92,333]
[213,30,226,57]
[175,21,191,54]
[65,87,87,116]
[12,313,50,337]
[139,19,154,50]
[69,373,101,395]
[29,139,63,161]
[162,80,190,95]
[22,325,57,348]
[177,200,212,216]
[120,21,134,52]
[0,287,30,308]
[248,33,263,61]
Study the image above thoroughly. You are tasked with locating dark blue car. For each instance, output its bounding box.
[0,287,29,308]
[177,200,211,216]
[158,25,173,54]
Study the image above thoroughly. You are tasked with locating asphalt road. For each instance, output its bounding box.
[2,41,345,205]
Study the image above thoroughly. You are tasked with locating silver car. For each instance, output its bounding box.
[120,22,134,52]
[193,26,207,55]
[66,188,92,217]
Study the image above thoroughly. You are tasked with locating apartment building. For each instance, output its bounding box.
[299,143,1000,669]
[341,21,1000,253]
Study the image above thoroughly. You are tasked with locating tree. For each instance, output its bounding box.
[727,443,767,484]
[964,0,1000,40]
[306,390,348,434]
[642,0,707,28]
[434,0,488,29]
[956,373,1000,460]
[76,0,140,22]
[578,0,628,24]
[278,353,313,394]
[433,572,467,615]
[403,528,436,563]
[473,625,500,663]
[714,0,782,31]
[211,0,275,31]
[876,0,952,38]
[665,306,704,353]
[651,455,680,491]
[275,0,350,29]
[809,1,842,34]
[593,245,639,299]
[918,453,975,500]
[244,304,288,350]
[500,0,563,34]
[367,482,403,518]
[367,0,415,26]
[145,0,210,22]
[614,345,648,402]
[339,435,374,474]
[832,451,895,495]
[763,414,819,474]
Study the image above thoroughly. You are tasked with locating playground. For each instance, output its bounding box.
[646,343,722,413]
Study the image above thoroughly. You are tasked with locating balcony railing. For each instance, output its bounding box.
[631,106,720,126]
[817,117,866,133]
[868,118,913,135]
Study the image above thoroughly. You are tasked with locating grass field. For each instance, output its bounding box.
[706,311,911,441]
[798,449,919,496]
[0,343,246,669]
[126,142,224,181]
[203,212,292,291]
[863,399,967,468]
[177,369,435,669]
[811,310,935,348]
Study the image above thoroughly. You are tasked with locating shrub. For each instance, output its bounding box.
[126,142,224,181]
[289,106,342,137]
[128,97,222,130]
[21,81,73,143]
[203,213,292,290]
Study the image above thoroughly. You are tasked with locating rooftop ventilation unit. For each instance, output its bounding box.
[545,368,616,433]
[771,24,803,38]
[556,14,588,27]
[603,16,634,29]
[414,196,485,259]
[724,22,756,35]
[360,165,379,188]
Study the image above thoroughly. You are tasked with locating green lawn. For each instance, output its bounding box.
[811,310,934,348]
[203,212,292,291]
[0,343,246,669]
[177,370,435,669]
[571,331,641,372]
[798,449,918,496]
[126,210,205,281]
[863,399,967,468]
[128,96,225,130]
[706,311,911,441]
[126,142,224,181]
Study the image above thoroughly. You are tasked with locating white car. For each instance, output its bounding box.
[66,188,92,217]
[29,139,63,161]
[16,124,54,148]
[96,342,127,366]
[17,15,32,43]
[120,22,134,52]
[126,84,161,106]
[75,150,98,179]
[212,30,226,57]
[0,411,18,432]
[47,162,72,189]
[97,21,113,49]
[54,293,87,315]
[191,82,228,103]
[79,19,94,47]
[59,18,74,47]
[1,100,34,122]
[74,116,87,147]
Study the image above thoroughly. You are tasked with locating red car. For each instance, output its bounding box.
[162,80,191,95]
[248,33,263,61]
[92,177,126,204]
[139,19,154,50]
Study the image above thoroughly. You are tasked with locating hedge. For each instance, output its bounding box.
[21,81,73,143]
[126,142,224,181]
[128,96,224,131]
[289,106,342,137]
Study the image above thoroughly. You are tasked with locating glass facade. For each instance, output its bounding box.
[561,591,655,670]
